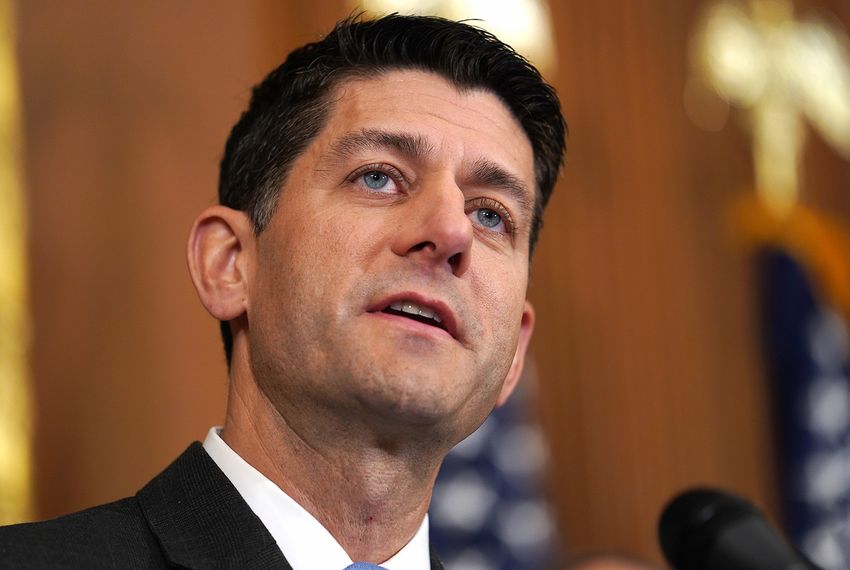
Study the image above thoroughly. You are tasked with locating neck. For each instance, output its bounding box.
[221,357,442,563]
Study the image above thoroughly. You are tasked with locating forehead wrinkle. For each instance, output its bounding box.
[467,158,534,221]
[326,128,435,163]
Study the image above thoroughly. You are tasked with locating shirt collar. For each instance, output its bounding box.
[202,427,431,570]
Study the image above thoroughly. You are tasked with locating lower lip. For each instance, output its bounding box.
[367,311,454,340]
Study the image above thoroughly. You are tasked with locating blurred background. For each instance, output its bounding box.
[3,0,850,568]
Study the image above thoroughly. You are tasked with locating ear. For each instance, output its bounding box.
[495,301,535,407]
[186,205,254,321]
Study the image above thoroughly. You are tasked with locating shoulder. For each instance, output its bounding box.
[0,442,285,569]
[0,497,167,569]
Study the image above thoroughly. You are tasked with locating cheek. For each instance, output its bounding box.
[275,207,365,278]
[320,206,398,271]
[262,207,390,319]
[467,257,527,388]
[469,252,529,327]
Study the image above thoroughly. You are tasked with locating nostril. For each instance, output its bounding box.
[410,241,433,253]
[448,253,461,268]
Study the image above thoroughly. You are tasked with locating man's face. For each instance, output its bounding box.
[246,70,536,444]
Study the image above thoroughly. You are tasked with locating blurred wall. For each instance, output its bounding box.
[15,0,850,564]
[18,1,251,517]
[534,0,850,560]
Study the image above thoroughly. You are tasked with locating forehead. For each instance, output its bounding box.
[317,69,535,186]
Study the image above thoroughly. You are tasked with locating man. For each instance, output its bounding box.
[0,13,566,569]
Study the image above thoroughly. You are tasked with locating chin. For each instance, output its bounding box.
[364,376,493,439]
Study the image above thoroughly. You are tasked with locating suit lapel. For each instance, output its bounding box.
[429,544,444,570]
[137,442,445,570]
[137,442,292,569]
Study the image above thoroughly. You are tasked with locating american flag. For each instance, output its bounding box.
[760,248,850,569]
[429,380,560,569]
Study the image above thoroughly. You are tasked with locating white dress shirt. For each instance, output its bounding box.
[202,427,431,570]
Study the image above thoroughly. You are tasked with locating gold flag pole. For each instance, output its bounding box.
[0,0,33,524]
[689,0,850,316]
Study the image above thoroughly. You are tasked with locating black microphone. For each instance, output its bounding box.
[658,488,821,570]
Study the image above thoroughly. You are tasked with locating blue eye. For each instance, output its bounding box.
[477,208,502,228]
[362,171,389,190]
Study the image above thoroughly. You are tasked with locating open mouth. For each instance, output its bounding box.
[380,300,447,332]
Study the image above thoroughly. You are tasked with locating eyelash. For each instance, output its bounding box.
[467,197,515,236]
[345,163,517,237]
[347,163,406,192]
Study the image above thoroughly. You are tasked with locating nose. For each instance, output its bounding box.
[390,177,473,277]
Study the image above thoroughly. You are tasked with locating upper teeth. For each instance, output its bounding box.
[390,301,442,323]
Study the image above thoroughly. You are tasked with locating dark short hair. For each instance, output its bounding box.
[217,13,567,365]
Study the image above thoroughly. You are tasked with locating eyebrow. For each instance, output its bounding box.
[327,128,535,221]
[328,128,434,162]
[468,158,535,221]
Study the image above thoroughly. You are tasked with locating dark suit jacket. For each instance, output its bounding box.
[0,443,444,569]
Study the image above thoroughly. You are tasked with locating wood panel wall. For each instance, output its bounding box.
[17,1,261,518]
[16,0,850,565]
[534,0,850,561]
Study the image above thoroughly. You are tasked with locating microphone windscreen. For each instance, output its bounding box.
[658,488,818,570]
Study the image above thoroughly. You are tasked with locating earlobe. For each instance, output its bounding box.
[495,301,535,407]
[186,206,254,322]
